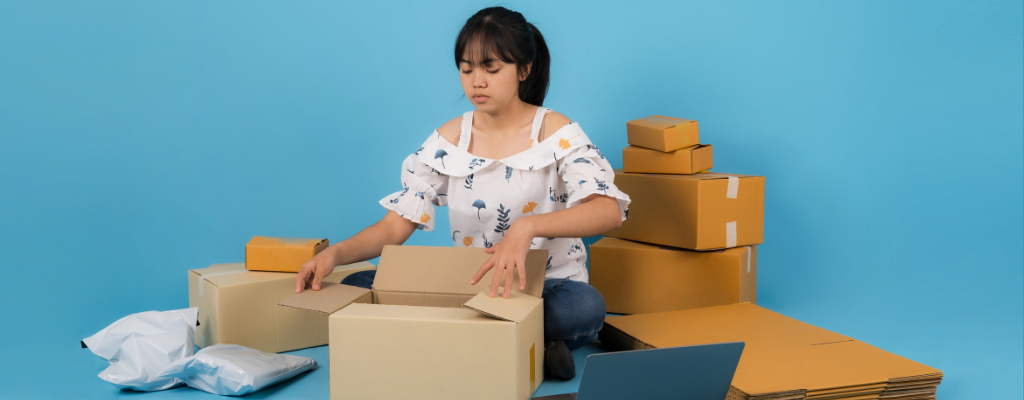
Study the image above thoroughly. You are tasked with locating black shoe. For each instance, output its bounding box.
[544,340,576,380]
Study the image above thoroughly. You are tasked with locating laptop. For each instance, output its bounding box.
[532,342,744,400]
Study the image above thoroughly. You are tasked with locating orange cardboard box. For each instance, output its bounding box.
[622,144,713,174]
[589,238,755,314]
[246,236,329,272]
[604,171,765,250]
[600,303,943,400]
[626,115,699,152]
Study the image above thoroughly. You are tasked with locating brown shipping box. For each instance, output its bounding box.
[600,303,943,400]
[246,236,329,272]
[604,171,765,250]
[589,238,756,314]
[622,144,713,175]
[279,245,548,400]
[626,115,700,152]
[188,261,374,353]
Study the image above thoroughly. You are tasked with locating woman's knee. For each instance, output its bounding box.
[544,280,607,340]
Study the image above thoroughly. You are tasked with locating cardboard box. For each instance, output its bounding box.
[279,245,549,400]
[245,236,329,272]
[600,303,943,400]
[626,115,700,152]
[622,144,713,174]
[604,171,765,250]
[589,237,755,314]
[188,261,374,353]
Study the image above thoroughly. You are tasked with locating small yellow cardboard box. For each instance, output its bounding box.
[589,237,755,314]
[626,115,700,152]
[279,245,548,400]
[188,261,374,353]
[604,170,765,250]
[622,144,713,174]
[245,236,329,272]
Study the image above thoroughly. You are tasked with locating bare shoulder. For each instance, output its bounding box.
[436,116,463,146]
[539,111,573,143]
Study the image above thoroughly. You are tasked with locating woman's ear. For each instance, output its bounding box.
[520,63,532,81]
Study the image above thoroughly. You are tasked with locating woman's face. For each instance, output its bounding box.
[459,53,530,112]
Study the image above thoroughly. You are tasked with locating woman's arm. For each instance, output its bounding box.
[294,210,418,293]
[470,193,622,298]
[515,193,623,238]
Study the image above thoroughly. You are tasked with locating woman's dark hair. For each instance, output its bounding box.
[454,7,550,106]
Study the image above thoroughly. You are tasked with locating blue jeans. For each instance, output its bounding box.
[340,270,606,350]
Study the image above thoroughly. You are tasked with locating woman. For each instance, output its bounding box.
[294,6,630,380]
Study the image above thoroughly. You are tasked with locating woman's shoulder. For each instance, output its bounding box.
[435,115,464,146]
[539,110,573,143]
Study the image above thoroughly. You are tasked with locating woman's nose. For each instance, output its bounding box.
[472,71,487,88]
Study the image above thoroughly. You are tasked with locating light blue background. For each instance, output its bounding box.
[0,1,1020,399]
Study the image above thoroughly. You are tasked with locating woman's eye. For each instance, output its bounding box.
[461,70,471,74]
[487,69,499,74]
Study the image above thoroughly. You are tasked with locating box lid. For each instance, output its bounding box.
[614,170,760,181]
[373,245,547,298]
[247,236,328,250]
[627,115,695,130]
[190,263,293,287]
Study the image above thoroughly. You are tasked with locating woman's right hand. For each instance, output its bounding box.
[295,246,339,293]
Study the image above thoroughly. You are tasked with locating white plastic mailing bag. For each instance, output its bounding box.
[82,307,198,391]
[158,344,318,396]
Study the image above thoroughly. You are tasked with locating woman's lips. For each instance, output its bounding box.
[473,95,489,102]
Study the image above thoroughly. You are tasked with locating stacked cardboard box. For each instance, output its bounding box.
[591,115,765,314]
[599,303,943,400]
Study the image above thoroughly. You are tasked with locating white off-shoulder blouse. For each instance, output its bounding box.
[379,107,631,282]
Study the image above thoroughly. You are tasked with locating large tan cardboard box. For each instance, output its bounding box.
[622,144,713,174]
[246,236,329,272]
[600,303,943,400]
[604,171,765,250]
[279,245,548,400]
[589,237,756,314]
[188,261,374,353]
[626,115,700,152]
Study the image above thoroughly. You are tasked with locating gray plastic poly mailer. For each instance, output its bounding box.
[158,344,317,396]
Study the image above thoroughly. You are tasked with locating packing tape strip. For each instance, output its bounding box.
[745,245,752,273]
[726,221,737,248]
[726,176,739,199]
[197,269,248,296]
[200,334,205,348]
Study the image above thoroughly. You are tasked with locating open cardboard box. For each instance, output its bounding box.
[279,245,549,400]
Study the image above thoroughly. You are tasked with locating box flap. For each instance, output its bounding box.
[462,290,543,323]
[278,282,372,314]
[374,245,547,298]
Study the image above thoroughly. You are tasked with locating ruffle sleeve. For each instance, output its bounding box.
[378,152,450,231]
[558,144,631,221]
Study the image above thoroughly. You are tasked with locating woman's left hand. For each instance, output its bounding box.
[470,219,535,298]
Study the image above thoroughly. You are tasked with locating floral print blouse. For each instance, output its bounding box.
[379,107,631,282]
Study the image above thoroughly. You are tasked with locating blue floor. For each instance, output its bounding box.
[61,338,608,400]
